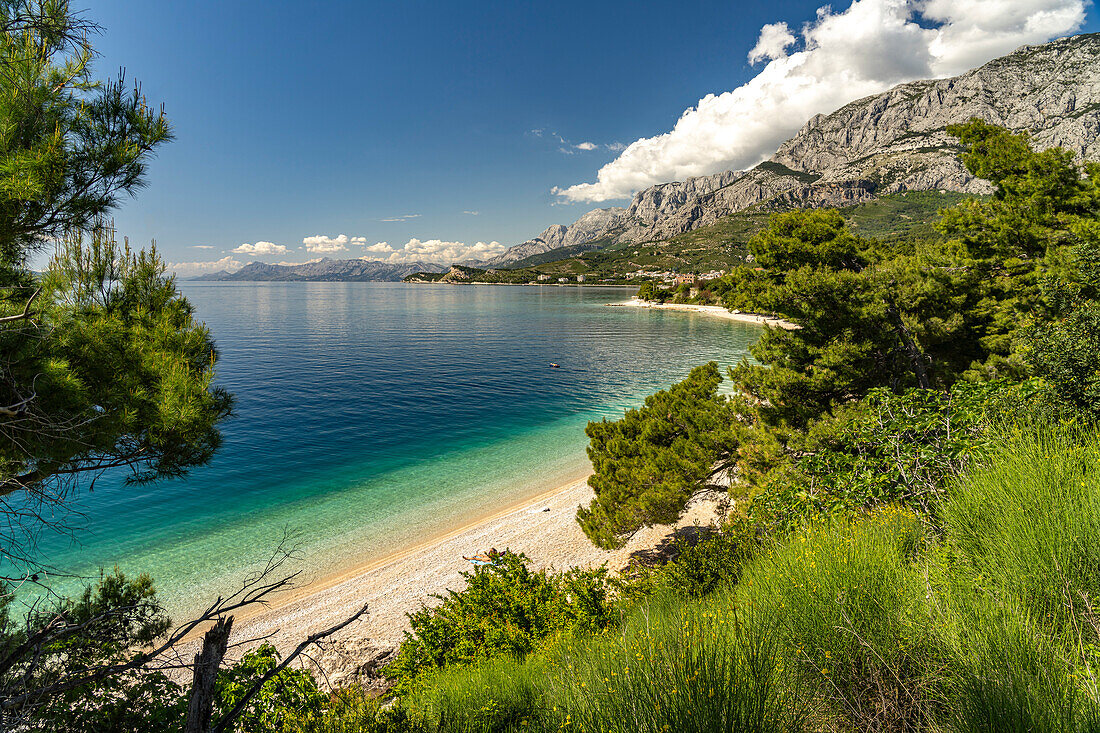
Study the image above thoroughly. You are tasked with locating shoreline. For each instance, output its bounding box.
[610,297,798,329]
[220,471,728,686]
[229,468,593,627]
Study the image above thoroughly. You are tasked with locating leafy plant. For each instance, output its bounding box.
[383,551,616,693]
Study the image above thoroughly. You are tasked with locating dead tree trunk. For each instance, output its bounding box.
[184,616,234,733]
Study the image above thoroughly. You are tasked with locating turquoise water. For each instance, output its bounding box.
[26,283,762,615]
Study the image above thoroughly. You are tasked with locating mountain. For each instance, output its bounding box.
[487,33,1100,265]
[475,207,626,267]
[192,258,448,282]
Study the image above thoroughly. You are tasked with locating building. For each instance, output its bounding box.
[576,275,586,283]
[536,274,551,281]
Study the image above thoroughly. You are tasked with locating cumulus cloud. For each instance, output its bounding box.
[233,241,288,255]
[358,238,505,265]
[463,210,480,216]
[748,22,797,64]
[553,0,1086,202]
[302,234,350,253]
[574,141,598,151]
[192,245,215,250]
[167,256,243,278]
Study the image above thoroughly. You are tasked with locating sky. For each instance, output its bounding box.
[81,0,1098,276]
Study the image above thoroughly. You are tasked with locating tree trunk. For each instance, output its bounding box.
[184,616,234,733]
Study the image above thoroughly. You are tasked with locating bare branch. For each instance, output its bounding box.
[210,603,369,733]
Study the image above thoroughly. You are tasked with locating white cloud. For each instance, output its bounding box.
[233,241,288,255]
[463,210,480,216]
[167,256,243,278]
[748,22,797,64]
[302,234,350,253]
[359,238,505,265]
[378,214,421,222]
[574,141,598,151]
[553,0,1086,202]
[192,245,215,250]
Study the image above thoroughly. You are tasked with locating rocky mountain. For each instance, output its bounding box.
[476,207,626,267]
[192,258,448,282]
[488,33,1100,265]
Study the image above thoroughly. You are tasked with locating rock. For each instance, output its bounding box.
[491,33,1100,264]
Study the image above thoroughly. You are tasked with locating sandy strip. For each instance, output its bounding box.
[217,475,726,685]
[610,297,798,329]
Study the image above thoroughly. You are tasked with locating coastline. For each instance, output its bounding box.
[610,297,798,329]
[222,472,727,686]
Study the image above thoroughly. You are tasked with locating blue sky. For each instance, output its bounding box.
[85,0,1098,273]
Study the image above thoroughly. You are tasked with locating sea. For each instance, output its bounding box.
[21,282,763,616]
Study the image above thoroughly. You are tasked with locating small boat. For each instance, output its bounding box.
[550,363,560,368]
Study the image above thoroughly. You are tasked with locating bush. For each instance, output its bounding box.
[383,552,616,693]
[214,643,327,732]
[736,509,939,731]
[619,528,755,602]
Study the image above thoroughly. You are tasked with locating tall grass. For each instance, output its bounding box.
[405,654,552,733]
[936,428,1100,732]
[549,592,802,733]
[940,428,1100,638]
[736,508,939,731]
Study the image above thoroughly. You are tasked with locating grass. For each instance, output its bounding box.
[318,427,1100,733]
[549,593,802,733]
[736,509,939,731]
[934,428,1100,732]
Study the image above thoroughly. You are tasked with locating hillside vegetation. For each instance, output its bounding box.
[405,191,971,285]
[332,121,1100,732]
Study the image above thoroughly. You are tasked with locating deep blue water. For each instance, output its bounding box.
[25,283,762,614]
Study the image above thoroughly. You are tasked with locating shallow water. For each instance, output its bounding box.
[22,283,761,615]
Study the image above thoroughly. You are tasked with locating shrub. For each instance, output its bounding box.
[737,509,939,731]
[619,527,755,602]
[383,552,615,692]
[213,643,328,732]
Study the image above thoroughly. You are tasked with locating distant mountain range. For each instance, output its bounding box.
[202,34,1100,282]
[191,259,448,282]
[477,33,1100,267]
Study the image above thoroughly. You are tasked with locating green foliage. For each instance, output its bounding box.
[1,569,181,730]
[579,362,740,548]
[748,381,1010,531]
[932,427,1100,731]
[384,551,615,693]
[737,509,939,730]
[406,654,551,733]
[550,593,803,733]
[619,529,755,601]
[748,209,866,271]
[288,687,424,733]
[1,232,233,494]
[0,0,172,267]
[214,644,328,733]
[0,0,232,576]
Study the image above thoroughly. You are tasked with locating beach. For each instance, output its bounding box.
[611,297,798,329]
[222,474,728,687]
